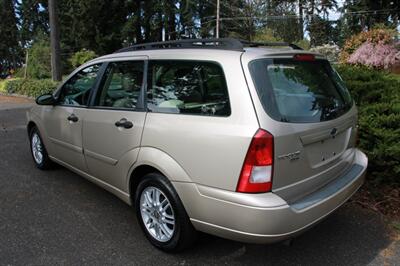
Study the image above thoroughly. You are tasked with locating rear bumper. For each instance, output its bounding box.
[173,149,367,244]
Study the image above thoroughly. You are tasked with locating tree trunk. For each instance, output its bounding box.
[135,0,143,43]
[48,0,61,81]
[166,1,176,40]
[298,0,304,39]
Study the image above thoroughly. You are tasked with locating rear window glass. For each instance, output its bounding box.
[249,59,353,123]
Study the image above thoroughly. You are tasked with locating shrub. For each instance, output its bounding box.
[1,78,57,97]
[339,28,396,63]
[348,42,400,69]
[310,44,340,62]
[27,40,52,79]
[69,49,97,68]
[336,64,400,185]
[293,39,311,50]
[253,28,283,43]
[0,79,10,92]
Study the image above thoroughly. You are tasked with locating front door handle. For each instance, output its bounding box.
[67,114,79,122]
[115,118,133,129]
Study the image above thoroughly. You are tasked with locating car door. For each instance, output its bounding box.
[82,59,147,190]
[42,63,102,171]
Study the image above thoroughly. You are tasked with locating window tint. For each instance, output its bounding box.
[147,61,230,116]
[59,64,100,106]
[95,61,144,109]
[249,59,353,123]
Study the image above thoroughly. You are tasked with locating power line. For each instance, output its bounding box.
[207,0,398,19]
[208,8,400,22]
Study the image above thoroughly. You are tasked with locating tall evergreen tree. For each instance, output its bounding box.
[16,0,49,46]
[123,0,144,45]
[304,0,338,46]
[58,0,129,55]
[197,0,215,38]
[217,0,268,41]
[0,0,21,73]
[266,0,303,43]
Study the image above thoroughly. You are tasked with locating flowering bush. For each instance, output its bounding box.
[310,44,340,62]
[339,28,396,63]
[347,42,400,69]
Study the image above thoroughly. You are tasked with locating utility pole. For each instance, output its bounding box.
[24,50,28,79]
[216,0,220,38]
[48,0,62,81]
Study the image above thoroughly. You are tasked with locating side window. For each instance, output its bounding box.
[58,64,101,106]
[147,60,230,116]
[95,61,144,109]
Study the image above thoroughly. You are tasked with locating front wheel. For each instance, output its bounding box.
[135,173,197,252]
[29,127,52,170]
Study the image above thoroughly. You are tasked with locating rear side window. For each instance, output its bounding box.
[95,61,144,109]
[147,60,230,116]
[249,59,353,123]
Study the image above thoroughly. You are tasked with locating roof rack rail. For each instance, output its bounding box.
[115,38,244,53]
[114,38,303,53]
[240,40,303,50]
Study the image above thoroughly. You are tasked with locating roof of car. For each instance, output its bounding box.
[89,38,325,63]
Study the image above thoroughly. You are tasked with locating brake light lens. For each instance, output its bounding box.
[293,54,315,61]
[236,129,274,193]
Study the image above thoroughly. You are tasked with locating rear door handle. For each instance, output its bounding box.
[115,118,133,129]
[67,114,79,122]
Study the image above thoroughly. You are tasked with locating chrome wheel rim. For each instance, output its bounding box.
[140,186,175,242]
[31,132,44,164]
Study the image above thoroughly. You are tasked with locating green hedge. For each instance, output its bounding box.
[0,78,57,98]
[336,65,400,185]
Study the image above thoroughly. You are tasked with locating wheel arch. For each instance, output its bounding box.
[129,164,162,204]
[127,147,193,203]
[27,121,37,136]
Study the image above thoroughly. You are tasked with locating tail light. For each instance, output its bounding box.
[236,129,274,193]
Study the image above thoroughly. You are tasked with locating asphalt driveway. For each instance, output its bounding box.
[0,101,399,265]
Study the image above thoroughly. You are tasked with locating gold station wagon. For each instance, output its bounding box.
[27,38,367,251]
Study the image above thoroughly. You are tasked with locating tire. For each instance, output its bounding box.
[135,172,197,252]
[29,126,52,170]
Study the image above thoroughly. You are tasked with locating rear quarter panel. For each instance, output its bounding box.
[140,50,259,191]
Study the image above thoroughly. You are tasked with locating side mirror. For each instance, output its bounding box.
[36,93,56,105]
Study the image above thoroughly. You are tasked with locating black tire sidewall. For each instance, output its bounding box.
[134,173,187,252]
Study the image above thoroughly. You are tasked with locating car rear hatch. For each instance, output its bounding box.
[244,52,358,203]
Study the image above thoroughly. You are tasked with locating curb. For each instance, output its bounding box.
[0,92,35,100]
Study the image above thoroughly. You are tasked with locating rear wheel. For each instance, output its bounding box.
[135,173,197,252]
[29,127,52,169]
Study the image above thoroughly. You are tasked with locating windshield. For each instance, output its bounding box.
[249,58,353,123]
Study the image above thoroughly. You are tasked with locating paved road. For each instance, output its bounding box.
[0,103,399,265]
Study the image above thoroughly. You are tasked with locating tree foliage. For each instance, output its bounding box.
[16,0,48,46]
[69,49,97,68]
[0,0,21,73]
[58,0,129,55]
[1,0,400,74]
[26,36,51,79]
